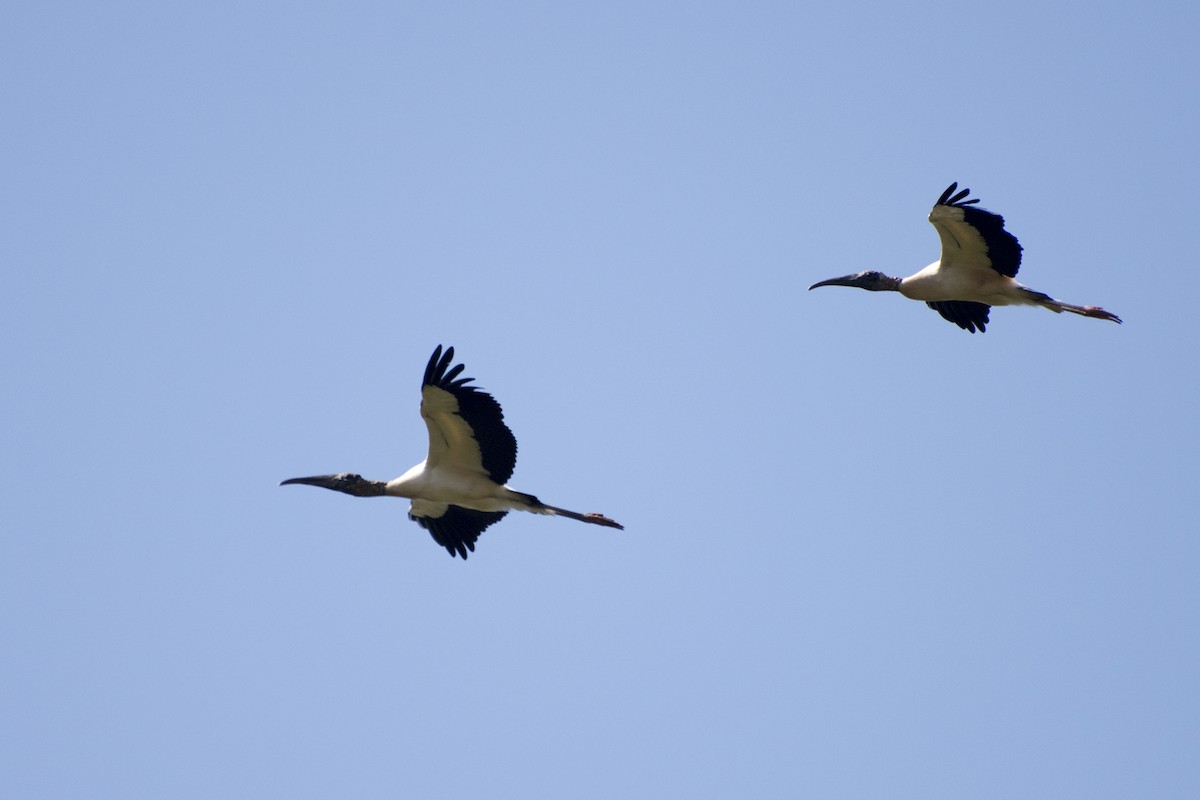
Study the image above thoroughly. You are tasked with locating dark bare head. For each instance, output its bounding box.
[809,271,902,292]
[279,473,387,497]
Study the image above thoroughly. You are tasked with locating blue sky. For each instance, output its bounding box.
[3,2,1198,797]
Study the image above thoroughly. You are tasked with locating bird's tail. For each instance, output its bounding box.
[508,490,624,529]
[1020,288,1122,324]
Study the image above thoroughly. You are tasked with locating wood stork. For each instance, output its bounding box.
[809,182,1122,333]
[282,345,623,559]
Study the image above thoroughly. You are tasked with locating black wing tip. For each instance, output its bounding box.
[936,181,981,208]
[413,507,508,560]
[422,344,446,386]
[927,300,991,333]
[423,344,477,390]
[445,540,474,559]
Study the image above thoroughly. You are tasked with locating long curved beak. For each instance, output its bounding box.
[280,474,342,489]
[809,274,862,290]
[280,473,385,497]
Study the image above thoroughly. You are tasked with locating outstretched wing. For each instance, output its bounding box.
[926,300,991,333]
[419,345,518,485]
[409,500,508,560]
[928,182,1023,279]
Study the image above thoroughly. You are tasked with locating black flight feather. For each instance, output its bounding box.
[411,505,508,560]
[926,300,991,333]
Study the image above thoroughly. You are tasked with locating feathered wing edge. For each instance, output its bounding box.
[411,505,509,559]
[926,300,991,333]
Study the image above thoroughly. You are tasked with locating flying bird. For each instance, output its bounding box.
[809,182,1122,333]
[282,345,623,559]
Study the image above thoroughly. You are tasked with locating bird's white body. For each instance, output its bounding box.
[899,260,1029,306]
[386,460,526,514]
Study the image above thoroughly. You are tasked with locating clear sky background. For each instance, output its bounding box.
[3,2,1198,798]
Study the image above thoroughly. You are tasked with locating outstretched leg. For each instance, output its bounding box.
[1056,302,1122,323]
[507,489,624,529]
[1020,288,1122,324]
[538,504,624,529]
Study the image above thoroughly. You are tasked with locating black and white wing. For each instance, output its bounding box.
[419,345,518,485]
[928,182,1023,279]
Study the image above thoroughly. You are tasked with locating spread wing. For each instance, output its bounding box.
[409,500,508,560]
[926,300,991,333]
[928,182,1023,279]
[419,345,517,484]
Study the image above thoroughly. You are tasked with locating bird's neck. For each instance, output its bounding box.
[343,479,389,497]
